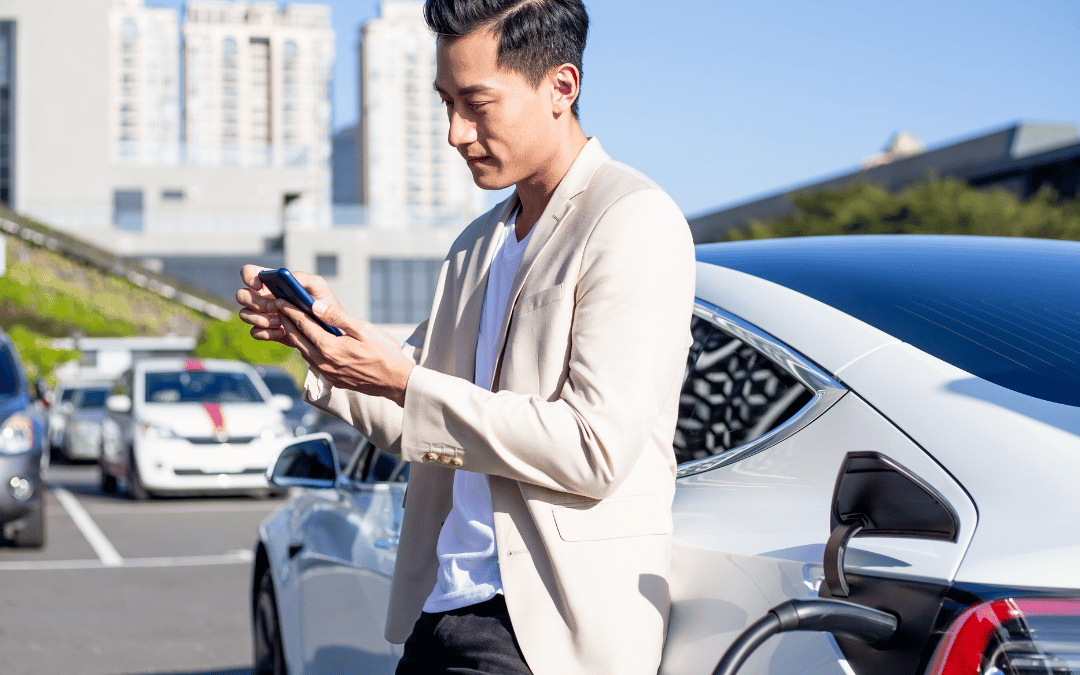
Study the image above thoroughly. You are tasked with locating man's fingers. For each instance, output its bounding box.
[239,307,280,330]
[309,300,358,338]
[241,264,271,289]
[276,300,330,347]
[277,307,319,361]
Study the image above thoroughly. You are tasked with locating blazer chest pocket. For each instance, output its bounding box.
[518,284,565,315]
[552,496,671,542]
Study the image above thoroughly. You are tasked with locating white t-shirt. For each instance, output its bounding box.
[423,207,532,613]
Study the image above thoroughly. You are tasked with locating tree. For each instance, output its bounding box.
[730,176,1080,241]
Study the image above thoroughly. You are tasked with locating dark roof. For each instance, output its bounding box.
[697,235,1080,407]
[688,121,1080,244]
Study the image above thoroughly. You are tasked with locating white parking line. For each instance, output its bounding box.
[53,487,124,567]
[0,550,253,571]
[85,502,280,515]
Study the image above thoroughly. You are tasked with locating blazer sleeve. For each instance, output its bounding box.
[302,320,427,454]
[399,187,696,499]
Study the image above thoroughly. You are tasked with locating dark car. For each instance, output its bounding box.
[254,366,319,437]
[0,328,48,547]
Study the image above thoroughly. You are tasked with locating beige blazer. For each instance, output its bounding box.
[305,138,696,675]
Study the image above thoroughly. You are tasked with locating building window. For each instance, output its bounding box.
[315,254,338,278]
[113,189,144,231]
[161,188,184,201]
[369,258,441,325]
[121,19,137,44]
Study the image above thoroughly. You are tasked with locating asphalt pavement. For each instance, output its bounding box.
[0,462,285,675]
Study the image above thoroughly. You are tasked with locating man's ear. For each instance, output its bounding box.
[550,63,580,116]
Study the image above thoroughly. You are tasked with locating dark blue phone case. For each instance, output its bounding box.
[258,268,344,336]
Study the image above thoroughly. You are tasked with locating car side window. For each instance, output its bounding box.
[674,313,814,465]
[346,438,401,484]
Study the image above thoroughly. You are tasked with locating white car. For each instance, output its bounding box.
[251,235,1080,675]
[100,358,293,499]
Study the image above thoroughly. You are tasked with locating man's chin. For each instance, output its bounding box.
[470,171,514,192]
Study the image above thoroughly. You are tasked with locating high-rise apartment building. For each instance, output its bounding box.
[108,0,181,166]
[183,0,333,181]
[358,0,485,228]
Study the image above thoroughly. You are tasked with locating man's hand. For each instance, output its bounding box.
[276,298,415,408]
[236,265,341,343]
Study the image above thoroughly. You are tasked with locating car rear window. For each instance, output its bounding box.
[697,236,1080,407]
[144,371,264,404]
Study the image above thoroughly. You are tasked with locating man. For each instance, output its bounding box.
[237,0,695,673]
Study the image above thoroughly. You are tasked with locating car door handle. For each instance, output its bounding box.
[374,536,398,550]
[287,542,303,558]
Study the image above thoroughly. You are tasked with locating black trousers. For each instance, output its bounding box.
[395,595,533,675]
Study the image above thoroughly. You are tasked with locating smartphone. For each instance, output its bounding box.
[257,268,344,337]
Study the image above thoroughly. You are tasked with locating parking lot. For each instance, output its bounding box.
[0,462,284,675]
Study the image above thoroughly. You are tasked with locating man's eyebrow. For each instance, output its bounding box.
[432,83,495,96]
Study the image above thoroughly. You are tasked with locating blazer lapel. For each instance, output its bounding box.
[487,138,611,389]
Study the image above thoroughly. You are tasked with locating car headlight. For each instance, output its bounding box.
[139,421,176,440]
[0,414,34,455]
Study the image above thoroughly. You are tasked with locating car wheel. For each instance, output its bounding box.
[100,461,117,494]
[253,570,288,675]
[127,449,151,501]
[11,498,45,548]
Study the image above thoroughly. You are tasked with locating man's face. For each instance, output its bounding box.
[434,29,557,190]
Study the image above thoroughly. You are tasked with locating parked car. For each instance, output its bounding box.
[251,236,1080,675]
[254,366,320,438]
[100,358,294,499]
[46,379,109,455]
[60,385,112,461]
[0,328,48,548]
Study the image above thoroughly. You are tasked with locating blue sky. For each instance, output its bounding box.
[155,0,1079,217]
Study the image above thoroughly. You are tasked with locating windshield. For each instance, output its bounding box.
[77,389,110,409]
[144,371,264,404]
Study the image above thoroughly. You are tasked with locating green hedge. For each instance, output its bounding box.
[731,177,1080,241]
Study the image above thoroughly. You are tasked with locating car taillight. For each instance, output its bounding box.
[928,598,1080,675]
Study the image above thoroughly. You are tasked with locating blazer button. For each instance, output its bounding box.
[438,455,453,465]
[450,458,463,467]
[424,452,439,462]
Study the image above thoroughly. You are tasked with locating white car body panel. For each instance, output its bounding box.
[661,388,977,675]
[836,342,1080,588]
[261,473,405,675]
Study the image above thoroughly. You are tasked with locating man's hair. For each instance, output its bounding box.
[424,0,589,118]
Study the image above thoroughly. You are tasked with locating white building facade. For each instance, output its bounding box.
[357,0,485,228]
[1,0,333,259]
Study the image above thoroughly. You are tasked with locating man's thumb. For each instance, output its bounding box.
[311,300,353,336]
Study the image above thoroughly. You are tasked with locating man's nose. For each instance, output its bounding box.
[447,110,477,148]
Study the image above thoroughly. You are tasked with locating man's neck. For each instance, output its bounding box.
[512,127,589,241]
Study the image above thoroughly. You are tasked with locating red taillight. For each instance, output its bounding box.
[928,598,1080,675]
